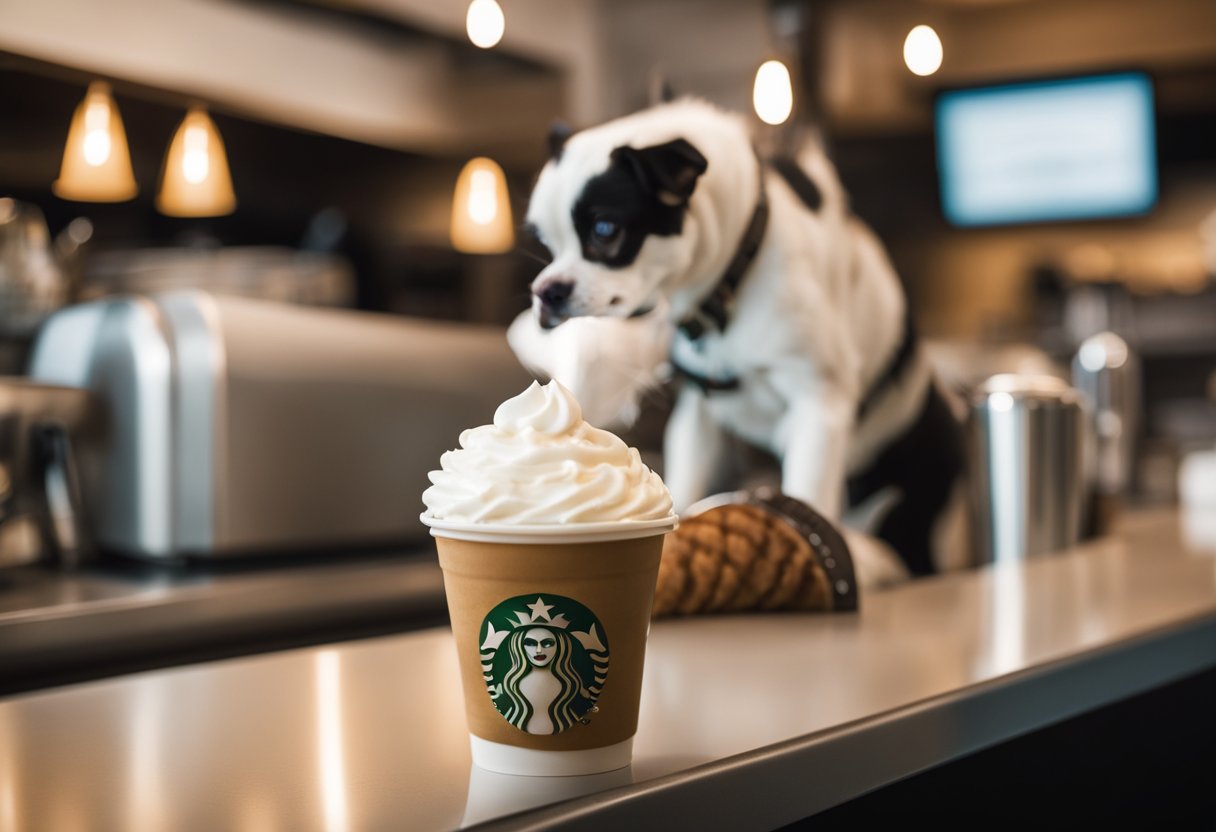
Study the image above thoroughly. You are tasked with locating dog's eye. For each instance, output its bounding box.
[592,219,620,241]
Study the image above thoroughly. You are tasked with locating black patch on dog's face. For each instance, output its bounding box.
[571,139,707,269]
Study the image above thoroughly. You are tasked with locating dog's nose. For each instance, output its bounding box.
[535,281,573,309]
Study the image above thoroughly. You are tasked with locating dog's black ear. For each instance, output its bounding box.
[611,139,708,206]
[548,121,574,160]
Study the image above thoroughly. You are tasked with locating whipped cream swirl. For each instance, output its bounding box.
[422,380,673,525]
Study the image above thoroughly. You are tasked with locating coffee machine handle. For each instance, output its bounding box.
[34,423,92,569]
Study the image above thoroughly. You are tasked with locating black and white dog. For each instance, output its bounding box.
[516,99,967,584]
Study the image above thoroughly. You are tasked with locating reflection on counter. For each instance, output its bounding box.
[0,704,15,831]
[126,676,167,831]
[316,650,350,832]
[461,764,632,827]
[985,565,1026,677]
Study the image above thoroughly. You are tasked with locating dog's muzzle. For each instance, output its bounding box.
[538,306,568,330]
[534,280,574,330]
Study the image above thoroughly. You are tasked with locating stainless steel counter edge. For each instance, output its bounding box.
[0,552,447,689]
[478,612,1216,831]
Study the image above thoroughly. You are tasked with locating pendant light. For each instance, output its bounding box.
[451,157,514,254]
[156,106,236,217]
[753,60,794,126]
[904,25,944,77]
[466,0,505,49]
[53,82,138,202]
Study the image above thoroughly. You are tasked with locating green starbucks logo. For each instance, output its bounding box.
[479,594,609,735]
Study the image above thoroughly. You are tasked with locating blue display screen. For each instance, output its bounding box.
[935,72,1158,227]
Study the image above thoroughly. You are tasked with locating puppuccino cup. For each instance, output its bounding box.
[422,381,676,777]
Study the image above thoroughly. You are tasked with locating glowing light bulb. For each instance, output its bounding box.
[452,157,514,254]
[903,25,943,77]
[468,169,499,225]
[182,125,210,185]
[753,60,793,126]
[82,100,113,166]
[466,0,504,49]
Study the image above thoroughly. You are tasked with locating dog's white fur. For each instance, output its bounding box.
[507,306,672,428]
[523,100,961,586]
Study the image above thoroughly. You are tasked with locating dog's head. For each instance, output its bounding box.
[525,122,708,329]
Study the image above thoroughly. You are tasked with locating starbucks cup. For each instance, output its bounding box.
[424,515,674,777]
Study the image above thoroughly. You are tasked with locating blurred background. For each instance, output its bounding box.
[1,0,1214,505]
[3,7,1215,822]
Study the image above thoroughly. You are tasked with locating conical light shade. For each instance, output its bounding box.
[157,107,236,217]
[451,157,514,254]
[53,82,138,202]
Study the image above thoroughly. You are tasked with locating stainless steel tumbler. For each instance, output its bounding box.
[969,374,1089,564]
[1071,331,1139,497]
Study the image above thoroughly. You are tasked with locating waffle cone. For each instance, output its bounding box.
[654,500,851,617]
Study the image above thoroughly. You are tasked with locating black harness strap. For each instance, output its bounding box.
[672,164,768,392]
[855,304,918,419]
[671,156,917,407]
[669,359,742,392]
[676,173,769,342]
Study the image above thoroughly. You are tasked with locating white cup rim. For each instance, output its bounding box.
[420,513,676,544]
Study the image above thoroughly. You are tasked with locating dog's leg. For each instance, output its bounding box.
[664,385,730,513]
[779,390,853,521]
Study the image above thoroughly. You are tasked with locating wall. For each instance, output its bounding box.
[822,0,1216,133]
[900,180,1216,340]
[596,0,771,118]
[818,0,1216,340]
[0,0,566,164]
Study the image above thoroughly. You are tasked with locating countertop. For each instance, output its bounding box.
[1,511,1213,831]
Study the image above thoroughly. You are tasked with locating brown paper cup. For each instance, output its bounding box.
[426,517,672,776]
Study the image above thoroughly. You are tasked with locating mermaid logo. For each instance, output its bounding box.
[479,595,609,735]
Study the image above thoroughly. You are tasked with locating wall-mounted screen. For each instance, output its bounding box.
[935,72,1157,227]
